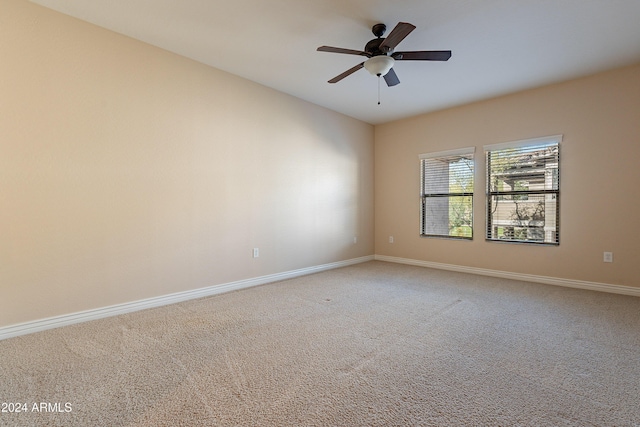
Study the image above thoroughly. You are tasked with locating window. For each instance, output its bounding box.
[420,147,475,239]
[485,135,561,245]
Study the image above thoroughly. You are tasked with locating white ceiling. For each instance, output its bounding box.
[31,0,640,125]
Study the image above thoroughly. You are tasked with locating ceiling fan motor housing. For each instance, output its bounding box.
[366,23,391,56]
[365,37,391,56]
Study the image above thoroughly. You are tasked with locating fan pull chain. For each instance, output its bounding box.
[377,75,381,105]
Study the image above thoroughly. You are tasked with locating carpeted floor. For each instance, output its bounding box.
[1,261,639,426]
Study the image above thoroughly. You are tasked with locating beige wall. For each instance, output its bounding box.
[375,63,640,287]
[0,0,374,327]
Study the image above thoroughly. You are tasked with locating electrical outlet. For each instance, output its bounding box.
[353,236,357,244]
[603,252,613,263]
[253,248,259,258]
[389,236,394,243]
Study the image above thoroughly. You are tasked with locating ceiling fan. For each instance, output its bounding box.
[317,22,451,87]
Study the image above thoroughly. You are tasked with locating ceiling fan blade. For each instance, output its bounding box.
[317,46,370,57]
[328,62,365,83]
[379,22,416,51]
[393,50,452,61]
[383,68,400,87]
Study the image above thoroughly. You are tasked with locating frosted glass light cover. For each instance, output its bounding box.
[363,56,395,76]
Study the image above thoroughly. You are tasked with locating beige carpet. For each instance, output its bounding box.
[1,261,639,426]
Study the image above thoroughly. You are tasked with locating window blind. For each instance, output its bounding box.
[420,147,475,239]
[485,136,561,244]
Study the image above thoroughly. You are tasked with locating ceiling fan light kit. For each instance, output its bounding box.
[317,21,452,98]
[363,55,395,77]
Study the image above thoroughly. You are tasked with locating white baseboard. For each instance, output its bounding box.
[374,255,640,297]
[4,254,635,341]
[0,255,374,341]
